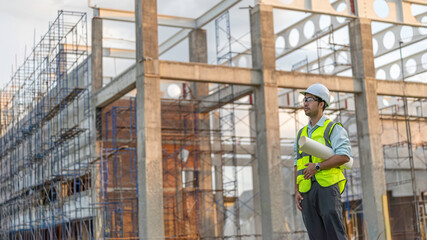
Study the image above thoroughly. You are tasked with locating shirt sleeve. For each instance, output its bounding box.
[330,124,351,158]
[294,138,298,166]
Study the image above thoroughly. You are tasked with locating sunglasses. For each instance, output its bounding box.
[302,97,321,103]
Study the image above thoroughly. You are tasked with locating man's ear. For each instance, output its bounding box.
[319,101,325,110]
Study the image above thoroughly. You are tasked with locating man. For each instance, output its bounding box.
[294,83,351,240]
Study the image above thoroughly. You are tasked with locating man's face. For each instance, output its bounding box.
[303,93,322,118]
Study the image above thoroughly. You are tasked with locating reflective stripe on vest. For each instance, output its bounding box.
[296,119,347,193]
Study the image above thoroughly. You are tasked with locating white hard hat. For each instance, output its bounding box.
[300,83,330,107]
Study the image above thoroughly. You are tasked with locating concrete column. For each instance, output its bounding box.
[188,29,216,239]
[189,29,207,63]
[92,142,103,240]
[91,13,103,239]
[91,16,103,91]
[135,0,165,239]
[349,18,387,240]
[189,29,209,97]
[250,4,287,239]
[249,106,262,238]
[212,112,225,238]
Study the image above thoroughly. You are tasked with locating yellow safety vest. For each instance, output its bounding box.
[296,119,346,193]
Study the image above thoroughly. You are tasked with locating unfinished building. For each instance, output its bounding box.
[0,0,426,239]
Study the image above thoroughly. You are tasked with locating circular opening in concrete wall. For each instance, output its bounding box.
[332,1,347,24]
[324,57,335,73]
[400,26,413,43]
[304,20,315,39]
[238,56,247,67]
[405,58,417,75]
[373,0,390,18]
[422,53,427,69]
[319,15,332,30]
[167,84,182,98]
[289,28,300,47]
[275,36,286,54]
[372,38,378,56]
[376,69,386,80]
[390,63,401,79]
[383,31,395,50]
[335,2,347,12]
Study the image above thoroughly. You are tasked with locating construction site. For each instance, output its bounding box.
[0,0,426,239]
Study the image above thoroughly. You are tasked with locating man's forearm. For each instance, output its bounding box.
[294,166,298,192]
[318,154,349,170]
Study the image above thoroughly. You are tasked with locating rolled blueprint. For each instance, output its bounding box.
[298,136,353,169]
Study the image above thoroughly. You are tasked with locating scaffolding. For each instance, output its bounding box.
[101,97,138,239]
[97,81,260,239]
[2,0,425,239]
[380,97,427,239]
[0,11,93,239]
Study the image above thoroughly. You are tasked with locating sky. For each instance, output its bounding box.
[0,0,231,87]
[0,0,426,87]
[0,0,93,87]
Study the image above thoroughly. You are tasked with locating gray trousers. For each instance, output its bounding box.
[301,180,347,240]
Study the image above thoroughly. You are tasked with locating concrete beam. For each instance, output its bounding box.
[93,64,136,108]
[63,44,136,59]
[276,71,362,93]
[376,51,427,80]
[158,15,196,28]
[262,0,356,18]
[349,18,387,240]
[96,0,241,55]
[261,0,425,26]
[93,60,425,110]
[377,80,427,98]
[93,60,426,109]
[93,62,259,108]
[232,0,350,66]
[373,17,427,58]
[97,0,240,28]
[98,8,197,28]
[276,14,348,60]
[159,61,262,85]
[102,47,135,59]
[293,12,427,69]
[159,29,192,55]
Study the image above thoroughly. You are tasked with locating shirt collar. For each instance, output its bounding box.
[308,115,327,128]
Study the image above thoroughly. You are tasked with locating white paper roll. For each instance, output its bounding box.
[298,136,353,169]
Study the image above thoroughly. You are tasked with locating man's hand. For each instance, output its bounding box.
[295,191,303,211]
[303,162,317,179]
